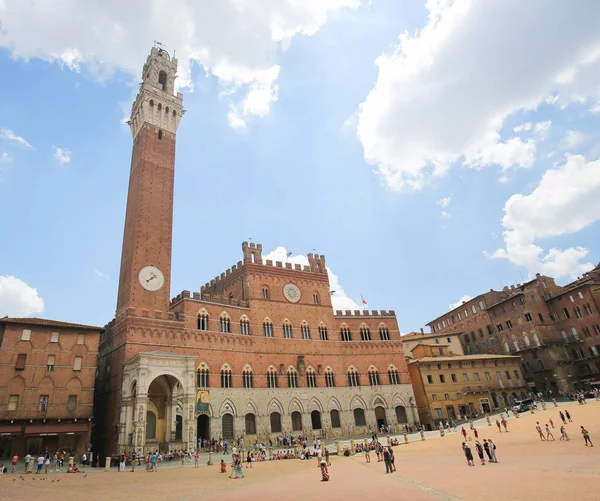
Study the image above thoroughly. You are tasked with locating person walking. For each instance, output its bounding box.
[194,450,199,468]
[383,447,393,474]
[560,425,570,441]
[462,442,474,467]
[536,422,546,441]
[501,417,508,432]
[389,447,396,472]
[364,444,371,463]
[581,426,593,447]
[482,440,492,462]
[36,455,44,474]
[473,427,479,439]
[545,424,555,441]
[24,453,31,474]
[461,427,467,440]
[565,410,572,422]
[496,420,502,432]
[548,418,554,429]
[325,447,330,466]
[488,439,498,463]
[246,452,252,469]
[559,411,567,425]
[475,441,486,465]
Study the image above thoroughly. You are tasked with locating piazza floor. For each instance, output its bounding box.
[2,400,599,501]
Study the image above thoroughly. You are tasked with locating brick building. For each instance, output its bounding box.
[0,318,102,459]
[426,266,600,393]
[93,47,417,458]
[407,343,525,428]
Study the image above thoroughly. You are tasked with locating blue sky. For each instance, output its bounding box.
[1,0,600,333]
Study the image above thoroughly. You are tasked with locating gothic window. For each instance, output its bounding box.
[282,320,292,339]
[313,294,319,304]
[325,368,335,388]
[242,368,254,389]
[158,130,163,140]
[360,325,371,341]
[245,413,256,435]
[197,311,209,331]
[306,367,317,388]
[379,325,390,340]
[318,324,328,341]
[347,367,360,387]
[158,70,167,91]
[240,316,250,335]
[340,326,352,341]
[196,365,210,387]
[263,319,274,338]
[220,367,233,388]
[219,314,231,333]
[368,367,380,386]
[267,367,278,388]
[262,287,270,299]
[287,368,298,388]
[388,366,400,385]
[301,323,311,340]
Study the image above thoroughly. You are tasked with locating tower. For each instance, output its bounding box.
[116,47,184,315]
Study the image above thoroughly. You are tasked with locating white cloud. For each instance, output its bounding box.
[0,275,45,317]
[1,151,12,163]
[534,120,552,139]
[513,122,532,133]
[262,246,360,311]
[356,1,600,190]
[0,127,33,148]
[0,0,359,127]
[94,269,109,280]
[561,130,587,150]
[437,195,452,217]
[492,154,600,278]
[53,146,71,165]
[449,294,472,310]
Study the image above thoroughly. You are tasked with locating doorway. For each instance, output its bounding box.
[197,414,210,443]
[311,410,322,430]
[375,406,387,430]
[222,414,234,440]
[175,415,183,441]
[291,411,303,431]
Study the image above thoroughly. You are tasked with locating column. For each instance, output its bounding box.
[133,398,147,453]
[118,397,133,452]
[183,396,196,451]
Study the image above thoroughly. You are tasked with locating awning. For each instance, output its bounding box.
[582,376,600,385]
[24,423,89,436]
[0,424,22,435]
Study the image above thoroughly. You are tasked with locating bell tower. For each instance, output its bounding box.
[116,46,184,316]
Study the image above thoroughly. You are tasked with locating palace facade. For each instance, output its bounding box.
[93,47,417,457]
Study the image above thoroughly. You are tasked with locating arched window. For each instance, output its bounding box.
[379,325,390,341]
[353,408,366,427]
[263,319,274,338]
[306,367,317,388]
[219,314,231,333]
[267,367,278,388]
[158,70,167,90]
[395,405,408,423]
[262,287,270,299]
[348,367,360,387]
[340,325,352,341]
[282,320,292,339]
[523,334,530,346]
[242,367,254,389]
[387,366,400,385]
[240,316,250,335]
[197,310,209,331]
[287,367,298,388]
[291,411,302,431]
[325,368,335,388]
[245,413,256,435]
[313,293,319,304]
[270,412,282,433]
[146,411,157,440]
[360,325,371,341]
[196,364,210,387]
[301,322,311,340]
[149,99,154,108]
[330,409,341,428]
[220,366,233,388]
[368,367,380,386]
[318,323,328,341]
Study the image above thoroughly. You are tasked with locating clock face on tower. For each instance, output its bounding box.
[283,283,301,303]
[138,266,165,292]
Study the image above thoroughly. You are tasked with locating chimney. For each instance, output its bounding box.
[420,328,424,334]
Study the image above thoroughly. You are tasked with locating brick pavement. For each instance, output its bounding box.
[1,400,598,501]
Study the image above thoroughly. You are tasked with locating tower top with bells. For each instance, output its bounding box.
[128,46,184,139]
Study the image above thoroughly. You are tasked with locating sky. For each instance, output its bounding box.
[1,0,600,334]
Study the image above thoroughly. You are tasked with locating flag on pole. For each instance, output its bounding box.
[286,250,293,258]
[361,295,368,306]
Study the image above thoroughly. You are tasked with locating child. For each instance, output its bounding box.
[320,460,329,481]
[220,459,227,473]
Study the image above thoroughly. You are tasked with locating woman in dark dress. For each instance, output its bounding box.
[462,442,474,467]
[475,441,486,465]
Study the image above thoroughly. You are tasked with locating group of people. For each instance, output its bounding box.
[534,410,593,446]
[462,439,498,466]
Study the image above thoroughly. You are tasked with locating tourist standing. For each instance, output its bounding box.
[462,442,474,467]
[581,426,593,447]
[488,439,498,463]
[475,441,486,465]
[560,425,569,441]
[364,444,371,463]
[383,447,393,474]
[389,447,396,472]
[482,440,492,462]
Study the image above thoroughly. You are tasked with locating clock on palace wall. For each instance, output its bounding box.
[138,265,165,292]
[283,283,301,303]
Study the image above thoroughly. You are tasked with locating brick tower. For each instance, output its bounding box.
[116,47,183,316]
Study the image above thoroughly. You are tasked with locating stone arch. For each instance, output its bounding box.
[350,395,367,410]
[245,399,258,415]
[7,375,25,394]
[39,375,56,388]
[288,397,304,414]
[370,394,388,409]
[66,376,83,392]
[327,396,341,411]
[219,398,237,417]
[145,371,185,393]
[392,393,408,408]
[308,397,324,413]
[267,398,284,415]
